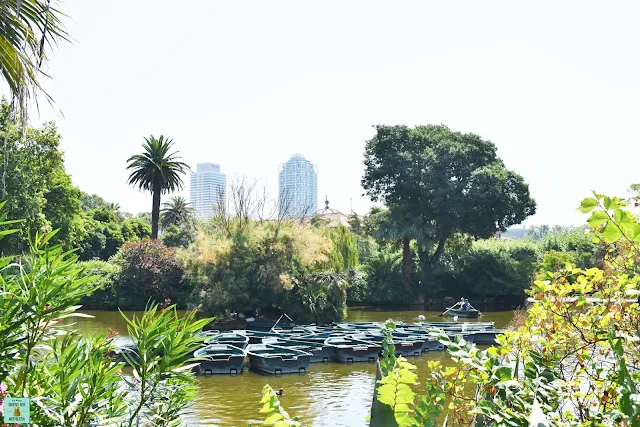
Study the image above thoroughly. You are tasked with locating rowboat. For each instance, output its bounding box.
[246,321,296,331]
[245,344,312,375]
[289,331,346,344]
[262,337,333,363]
[350,333,425,358]
[204,333,249,349]
[468,329,504,345]
[412,321,495,331]
[334,322,383,330]
[235,330,282,344]
[324,336,381,363]
[193,344,245,375]
[442,308,482,318]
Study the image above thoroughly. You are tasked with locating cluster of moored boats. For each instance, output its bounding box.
[193,321,503,376]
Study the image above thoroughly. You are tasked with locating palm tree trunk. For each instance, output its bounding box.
[151,183,161,239]
[402,235,413,298]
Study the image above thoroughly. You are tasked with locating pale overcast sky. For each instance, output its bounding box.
[26,0,640,225]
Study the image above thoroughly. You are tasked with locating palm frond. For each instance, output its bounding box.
[160,196,195,229]
[0,0,69,118]
[126,135,190,194]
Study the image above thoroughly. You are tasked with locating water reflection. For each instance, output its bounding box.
[72,308,514,426]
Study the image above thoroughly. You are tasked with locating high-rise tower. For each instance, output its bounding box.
[189,163,227,218]
[278,154,318,218]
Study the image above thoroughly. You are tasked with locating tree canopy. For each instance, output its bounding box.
[0,102,78,252]
[362,124,536,292]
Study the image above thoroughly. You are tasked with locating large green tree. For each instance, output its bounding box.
[126,136,189,239]
[0,102,81,252]
[362,124,536,294]
[42,169,82,244]
[68,207,151,261]
[80,192,107,211]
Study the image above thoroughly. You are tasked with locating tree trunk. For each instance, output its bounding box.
[417,232,448,306]
[151,183,161,240]
[429,233,447,265]
[402,235,413,297]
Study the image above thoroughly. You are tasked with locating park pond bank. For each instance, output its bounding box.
[69,308,514,427]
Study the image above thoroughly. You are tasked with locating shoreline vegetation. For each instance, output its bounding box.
[0,106,605,322]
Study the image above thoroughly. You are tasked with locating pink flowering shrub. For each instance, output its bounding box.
[111,239,188,309]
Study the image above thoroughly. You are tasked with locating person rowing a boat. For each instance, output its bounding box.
[462,299,470,311]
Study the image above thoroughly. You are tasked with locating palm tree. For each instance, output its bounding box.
[106,202,121,216]
[161,196,194,229]
[126,136,189,239]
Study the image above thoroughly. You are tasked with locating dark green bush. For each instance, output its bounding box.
[434,240,537,298]
[77,260,120,309]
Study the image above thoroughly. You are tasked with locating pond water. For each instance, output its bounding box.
[71,309,514,427]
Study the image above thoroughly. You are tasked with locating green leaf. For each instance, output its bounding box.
[494,366,513,382]
[601,222,623,244]
[578,197,599,213]
[628,224,640,243]
[603,196,619,211]
[613,208,624,223]
[264,413,284,423]
[587,211,609,228]
[0,228,19,238]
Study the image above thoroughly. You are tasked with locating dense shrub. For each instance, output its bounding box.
[362,251,407,305]
[121,218,152,242]
[161,223,196,248]
[328,224,359,272]
[0,213,207,427]
[77,260,121,309]
[112,239,188,309]
[183,221,338,318]
[434,240,537,298]
[533,228,598,269]
[73,213,151,261]
[345,267,369,305]
[281,271,348,324]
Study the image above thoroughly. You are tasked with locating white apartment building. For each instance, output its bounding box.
[189,163,226,218]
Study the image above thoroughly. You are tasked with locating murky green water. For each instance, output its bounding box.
[71,309,514,427]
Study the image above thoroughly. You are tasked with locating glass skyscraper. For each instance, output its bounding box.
[190,163,227,218]
[278,154,318,218]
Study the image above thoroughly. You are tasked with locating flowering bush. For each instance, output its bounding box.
[112,239,188,309]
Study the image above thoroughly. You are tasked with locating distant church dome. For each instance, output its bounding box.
[312,196,351,228]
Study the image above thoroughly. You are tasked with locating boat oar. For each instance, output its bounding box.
[440,302,459,317]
